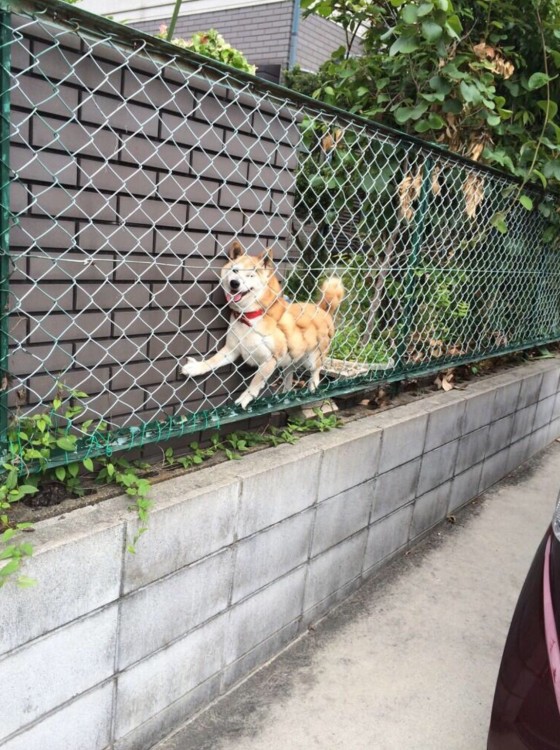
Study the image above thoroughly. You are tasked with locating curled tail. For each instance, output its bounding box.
[318,276,344,313]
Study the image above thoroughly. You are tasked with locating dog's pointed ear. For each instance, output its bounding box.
[259,247,275,270]
[229,240,245,260]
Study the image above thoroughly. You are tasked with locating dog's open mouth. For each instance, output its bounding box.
[225,289,249,304]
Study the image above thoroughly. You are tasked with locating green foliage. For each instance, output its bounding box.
[156,27,256,74]
[0,395,342,586]
[296,0,560,199]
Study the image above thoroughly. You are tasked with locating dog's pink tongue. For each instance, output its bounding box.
[226,292,244,303]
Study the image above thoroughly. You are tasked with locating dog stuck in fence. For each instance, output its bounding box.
[181,240,344,409]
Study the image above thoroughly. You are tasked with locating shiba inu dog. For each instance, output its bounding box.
[181,240,344,409]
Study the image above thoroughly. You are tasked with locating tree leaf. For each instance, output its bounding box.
[417,2,434,17]
[56,436,77,452]
[537,99,558,121]
[421,21,443,42]
[389,35,420,55]
[527,72,554,90]
[427,113,445,129]
[401,4,418,24]
[491,212,508,234]
[18,485,39,495]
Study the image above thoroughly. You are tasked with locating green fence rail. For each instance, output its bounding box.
[3,0,560,468]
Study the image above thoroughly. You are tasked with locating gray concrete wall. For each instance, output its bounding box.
[1,359,559,750]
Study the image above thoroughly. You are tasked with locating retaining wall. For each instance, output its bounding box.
[1,358,560,750]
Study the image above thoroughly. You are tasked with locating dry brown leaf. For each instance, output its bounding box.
[321,128,344,155]
[431,164,441,196]
[441,375,454,392]
[430,338,444,358]
[463,172,485,218]
[472,42,514,79]
[473,42,495,60]
[399,168,422,221]
[435,368,455,391]
[469,141,484,162]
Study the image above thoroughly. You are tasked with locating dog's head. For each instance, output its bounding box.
[220,241,281,311]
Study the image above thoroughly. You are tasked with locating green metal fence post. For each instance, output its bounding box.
[396,158,433,367]
[0,3,10,449]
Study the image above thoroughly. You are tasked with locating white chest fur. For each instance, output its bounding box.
[228,320,274,367]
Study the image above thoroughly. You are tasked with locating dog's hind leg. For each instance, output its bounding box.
[307,351,322,393]
[235,357,277,409]
[282,364,295,393]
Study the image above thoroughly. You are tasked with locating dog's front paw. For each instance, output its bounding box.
[234,390,254,410]
[181,357,206,377]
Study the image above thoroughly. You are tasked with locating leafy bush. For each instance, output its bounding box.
[157,27,256,74]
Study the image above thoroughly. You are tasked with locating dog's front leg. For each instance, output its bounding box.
[181,344,238,378]
[235,357,277,409]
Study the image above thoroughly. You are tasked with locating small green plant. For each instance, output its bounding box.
[156,27,256,75]
[0,393,342,586]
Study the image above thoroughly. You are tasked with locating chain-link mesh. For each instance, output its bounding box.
[3,0,560,465]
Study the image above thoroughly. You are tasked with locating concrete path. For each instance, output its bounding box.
[154,442,560,750]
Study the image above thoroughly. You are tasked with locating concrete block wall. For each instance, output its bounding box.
[8,12,298,426]
[1,359,560,750]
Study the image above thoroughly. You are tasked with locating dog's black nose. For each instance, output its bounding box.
[230,278,241,291]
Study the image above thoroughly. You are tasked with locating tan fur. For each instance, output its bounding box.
[182,242,344,408]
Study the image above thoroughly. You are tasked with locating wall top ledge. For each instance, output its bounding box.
[18,357,559,558]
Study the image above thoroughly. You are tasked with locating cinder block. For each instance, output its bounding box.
[554,392,560,420]
[410,481,452,539]
[416,440,458,497]
[507,436,532,475]
[115,613,228,740]
[317,428,381,501]
[539,366,560,400]
[119,549,234,669]
[371,458,421,522]
[123,466,240,593]
[236,445,321,538]
[423,394,466,451]
[311,481,375,557]
[0,606,118,742]
[0,506,124,656]
[479,448,510,492]
[232,511,313,603]
[518,372,544,409]
[534,395,555,431]
[486,414,514,457]
[2,683,113,750]
[462,389,497,433]
[303,530,367,613]
[364,504,413,572]
[548,417,560,443]
[225,567,306,665]
[221,620,300,693]
[377,408,428,473]
[114,676,221,750]
[493,380,522,420]
[301,574,363,630]
[455,426,489,476]
[529,425,551,456]
[449,464,484,513]
[511,404,537,442]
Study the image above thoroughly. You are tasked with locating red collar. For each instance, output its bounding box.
[232,308,264,326]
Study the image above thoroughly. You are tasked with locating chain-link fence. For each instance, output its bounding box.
[2,0,560,467]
